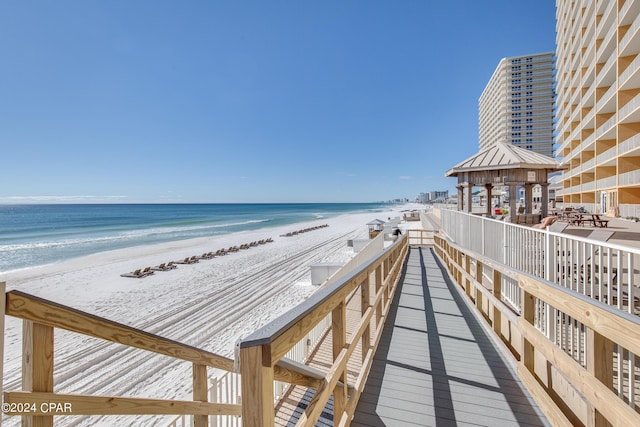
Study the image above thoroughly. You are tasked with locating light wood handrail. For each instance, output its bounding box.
[6,290,235,372]
[434,233,640,427]
[3,391,242,416]
[239,236,406,358]
[238,233,410,426]
[3,289,329,424]
[2,230,427,426]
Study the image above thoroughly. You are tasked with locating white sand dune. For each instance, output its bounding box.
[0,206,412,426]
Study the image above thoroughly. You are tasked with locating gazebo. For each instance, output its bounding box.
[445,143,566,223]
[366,219,385,239]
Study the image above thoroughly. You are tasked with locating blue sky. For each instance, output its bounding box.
[1,1,556,203]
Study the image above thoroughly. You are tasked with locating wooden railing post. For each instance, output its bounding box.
[0,282,5,427]
[332,301,347,422]
[361,276,371,363]
[475,261,484,313]
[493,269,502,337]
[193,363,208,427]
[465,254,472,298]
[521,289,535,369]
[383,256,390,308]
[375,265,383,328]
[239,345,274,427]
[586,329,614,427]
[456,249,463,286]
[22,320,54,427]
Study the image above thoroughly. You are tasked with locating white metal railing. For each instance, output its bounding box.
[621,9,640,53]
[620,169,640,186]
[596,145,617,164]
[598,19,616,60]
[621,132,640,154]
[598,52,616,85]
[620,53,640,88]
[596,113,617,138]
[596,176,617,189]
[620,93,640,121]
[621,0,635,24]
[440,208,640,318]
[582,157,596,171]
[598,83,616,109]
[583,104,595,124]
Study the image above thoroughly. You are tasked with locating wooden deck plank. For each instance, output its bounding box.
[352,247,549,427]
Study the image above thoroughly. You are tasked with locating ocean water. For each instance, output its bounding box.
[0,203,390,273]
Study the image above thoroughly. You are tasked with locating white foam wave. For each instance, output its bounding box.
[0,219,270,253]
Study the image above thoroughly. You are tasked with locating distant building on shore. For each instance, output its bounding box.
[555,0,640,218]
[479,52,555,158]
[416,191,449,204]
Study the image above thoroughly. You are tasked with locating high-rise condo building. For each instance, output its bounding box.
[556,0,640,217]
[479,52,555,157]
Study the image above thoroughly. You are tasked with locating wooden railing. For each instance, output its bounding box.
[434,234,640,426]
[1,230,436,426]
[0,284,326,426]
[439,208,640,318]
[237,234,411,426]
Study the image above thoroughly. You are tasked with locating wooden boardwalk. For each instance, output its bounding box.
[351,246,549,427]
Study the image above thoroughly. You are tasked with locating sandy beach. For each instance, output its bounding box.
[0,205,415,426]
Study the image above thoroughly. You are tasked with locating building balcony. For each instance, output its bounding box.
[596,50,617,88]
[620,0,640,26]
[583,107,596,127]
[596,113,617,139]
[596,145,617,166]
[597,25,617,64]
[619,92,640,123]
[596,84,616,114]
[582,157,596,172]
[620,54,640,91]
[596,0,616,39]
[619,169,640,187]
[583,132,596,150]
[582,56,596,80]
[596,176,617,189]
[620,132,640,156]
[582,181,596,191]
[620,10,640,57]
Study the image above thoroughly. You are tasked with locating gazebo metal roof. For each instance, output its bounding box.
[445,142,564,177]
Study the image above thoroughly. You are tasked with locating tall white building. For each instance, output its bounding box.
[555,0,640,217]
[479,52,556,157]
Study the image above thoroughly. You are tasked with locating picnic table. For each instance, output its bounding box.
[568,213,609,227]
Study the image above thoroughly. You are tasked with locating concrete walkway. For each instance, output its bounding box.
[351,246,549,427]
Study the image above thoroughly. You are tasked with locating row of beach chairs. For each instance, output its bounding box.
[280,224,329,237]
[120,238,274,278]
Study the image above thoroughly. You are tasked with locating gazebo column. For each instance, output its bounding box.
[457,185,464,211]
[465,183,473,213]
[540,183,549,218]
[485,184,493,216]
[524,184,533,214]
[508,184,517,223]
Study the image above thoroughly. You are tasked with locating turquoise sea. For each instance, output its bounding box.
[0,203,390,273]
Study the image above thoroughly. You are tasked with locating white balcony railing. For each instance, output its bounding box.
[620,93,640,121]
[619,169,640,186]
[596,145,617,164]
[620,8,640,53]
[596,113,617,138]
[620,132,640,154]
[619,53,640,88]
[596,176,617,189]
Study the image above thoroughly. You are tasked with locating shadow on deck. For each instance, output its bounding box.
[351,246,548,426]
